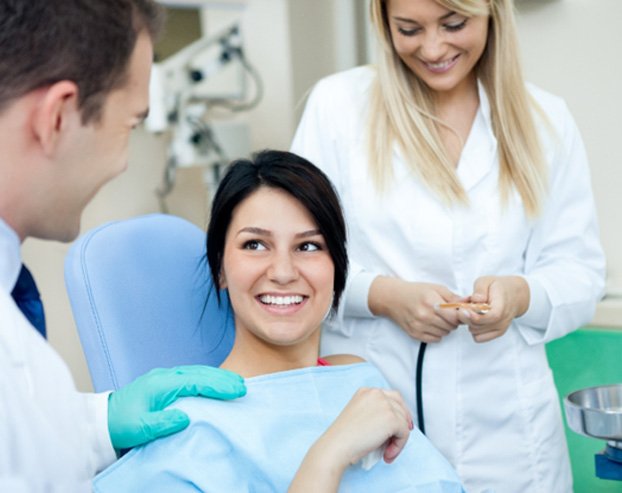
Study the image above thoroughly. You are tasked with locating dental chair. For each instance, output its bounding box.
[64,213,234,392]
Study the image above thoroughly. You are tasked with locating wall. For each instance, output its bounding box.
[514,0,622,324]
[22,0,622,391]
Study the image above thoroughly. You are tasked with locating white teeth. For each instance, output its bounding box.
[259,295,304,306]
[426,58,454,70]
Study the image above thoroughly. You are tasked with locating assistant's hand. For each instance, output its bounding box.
[369,276,463,342]
[458,275,530,343]
[108,365,246,450]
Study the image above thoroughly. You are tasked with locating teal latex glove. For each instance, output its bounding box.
[108,365,246,450]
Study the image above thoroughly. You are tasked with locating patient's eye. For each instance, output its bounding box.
[298,241,322,252]
[243,240,266,251]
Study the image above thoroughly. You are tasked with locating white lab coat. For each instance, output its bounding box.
[0,219,116,492]
[291,66,605,493]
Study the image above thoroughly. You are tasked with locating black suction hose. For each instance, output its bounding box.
[415,341,427,434]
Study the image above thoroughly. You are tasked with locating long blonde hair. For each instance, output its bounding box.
[368,0,547,216]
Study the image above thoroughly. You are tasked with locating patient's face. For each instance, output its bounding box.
[221,186,334,351]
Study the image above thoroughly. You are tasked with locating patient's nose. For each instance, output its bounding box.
[267,251,299,284]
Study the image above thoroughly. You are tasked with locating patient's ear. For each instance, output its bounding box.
[32,80,80,157]
[218,271,227,289]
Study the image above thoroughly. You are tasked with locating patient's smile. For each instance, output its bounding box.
[259,294,305,306]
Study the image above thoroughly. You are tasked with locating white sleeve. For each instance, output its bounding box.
[82,391,117,473]
[291,78,377,324]
[0,292,116,488]
[518,101,605,345]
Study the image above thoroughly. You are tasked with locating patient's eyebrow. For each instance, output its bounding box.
[236,227,322,238]
[237,227,271,236]
[295,229,322,239]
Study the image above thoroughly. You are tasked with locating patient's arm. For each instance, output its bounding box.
[288,387,412,492]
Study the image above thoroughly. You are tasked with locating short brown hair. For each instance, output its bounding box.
[0,0,165,123]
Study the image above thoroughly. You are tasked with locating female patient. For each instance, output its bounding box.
[93,150,464,492]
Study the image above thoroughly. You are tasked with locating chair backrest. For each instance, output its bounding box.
[64,213,234,392]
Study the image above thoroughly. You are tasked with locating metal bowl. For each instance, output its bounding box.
[564,384,622,444]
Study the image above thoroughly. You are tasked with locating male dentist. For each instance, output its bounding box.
[0,1,245,490]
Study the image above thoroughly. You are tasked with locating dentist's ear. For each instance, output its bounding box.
[32,80,79,157]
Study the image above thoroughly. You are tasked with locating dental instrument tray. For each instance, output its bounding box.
[565,384,622,443]
[564,383,622,481]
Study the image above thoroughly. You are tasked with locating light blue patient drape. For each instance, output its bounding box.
[94,363,465,492]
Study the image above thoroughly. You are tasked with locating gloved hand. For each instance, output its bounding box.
[108,365,246,450]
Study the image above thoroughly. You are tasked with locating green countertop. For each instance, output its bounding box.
[547,327,622,492]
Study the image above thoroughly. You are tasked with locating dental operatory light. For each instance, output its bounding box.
[148,2,260,212]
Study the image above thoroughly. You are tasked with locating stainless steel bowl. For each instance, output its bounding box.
[564,384,622,446]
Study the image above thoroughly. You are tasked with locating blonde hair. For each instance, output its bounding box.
[368,0,547,216]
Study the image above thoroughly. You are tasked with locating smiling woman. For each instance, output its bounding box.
[219,186,335,372]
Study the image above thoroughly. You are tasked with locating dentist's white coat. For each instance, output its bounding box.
[0,220,115,492]
[292,66,605,493]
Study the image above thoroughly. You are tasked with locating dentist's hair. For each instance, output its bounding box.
[0,0,164,123]
[207,149,348,311]
[368,0,547,216]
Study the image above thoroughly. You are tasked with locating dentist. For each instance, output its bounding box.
[0,1,245,491]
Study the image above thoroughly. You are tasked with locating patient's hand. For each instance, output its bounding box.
[323,387,413,466]
[289,388,412,493]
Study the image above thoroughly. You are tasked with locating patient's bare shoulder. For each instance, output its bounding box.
[322,354,365,366]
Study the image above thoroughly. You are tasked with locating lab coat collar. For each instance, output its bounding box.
[455,80,498,192]
[0,218,29,369]
[0,217,22,294]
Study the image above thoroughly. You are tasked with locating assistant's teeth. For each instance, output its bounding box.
[425,56,457,70]
[259,295,304,306]
[427,60,451,69]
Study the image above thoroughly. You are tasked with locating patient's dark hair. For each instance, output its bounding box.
[207,149,348,311]
[0,0,164,123]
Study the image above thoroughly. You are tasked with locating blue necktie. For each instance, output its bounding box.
[11,264,47,338]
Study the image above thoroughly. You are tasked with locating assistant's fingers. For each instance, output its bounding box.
[471,276,494,303]
[434,307,462,327]
[418,333,442,343]
[472,329,504,343]
[404,320,450,343]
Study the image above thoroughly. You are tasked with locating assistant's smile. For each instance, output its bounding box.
[421,53,460,73]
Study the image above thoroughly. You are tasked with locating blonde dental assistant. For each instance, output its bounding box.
[291,0,605,491]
